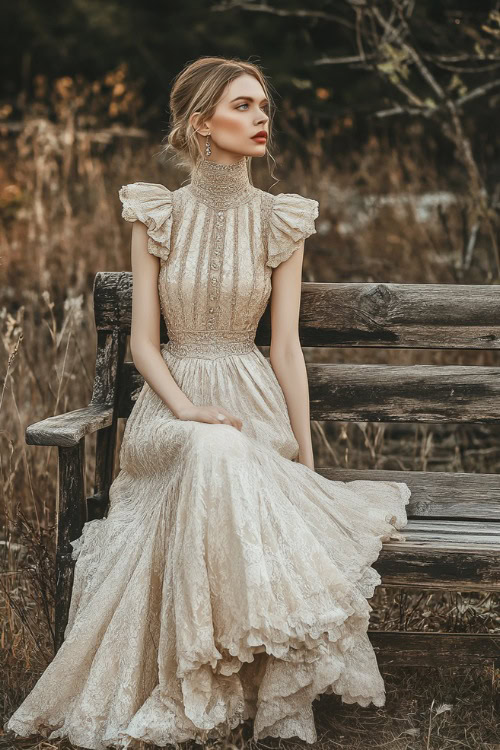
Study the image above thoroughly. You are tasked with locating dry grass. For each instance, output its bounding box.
[0,109,499,749]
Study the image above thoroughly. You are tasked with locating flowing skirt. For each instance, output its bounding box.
[5,344,410,749]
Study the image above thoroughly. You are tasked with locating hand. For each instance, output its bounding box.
[176,404,243,431]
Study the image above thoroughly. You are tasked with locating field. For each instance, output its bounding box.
[1,111,499,749]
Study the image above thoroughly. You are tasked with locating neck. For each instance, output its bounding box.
[189,155,253,210]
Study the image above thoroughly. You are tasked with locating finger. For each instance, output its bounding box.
[213,412,227,424]
[223,412,240,430]
[214,408,238,429]
[228,414,242,430]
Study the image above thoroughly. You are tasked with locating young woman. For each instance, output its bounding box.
[5,56,411,748]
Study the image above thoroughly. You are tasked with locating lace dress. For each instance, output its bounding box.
[4,156,411,749]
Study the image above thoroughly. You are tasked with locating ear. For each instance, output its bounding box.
[190,111,210,135]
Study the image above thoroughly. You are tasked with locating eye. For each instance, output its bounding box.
[236,102,270,112]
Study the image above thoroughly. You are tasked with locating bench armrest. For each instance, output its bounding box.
[25,404,114,447]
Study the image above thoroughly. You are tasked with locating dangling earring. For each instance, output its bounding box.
[205,133,211,157]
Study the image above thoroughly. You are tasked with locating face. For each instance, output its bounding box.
[191,73,269,164]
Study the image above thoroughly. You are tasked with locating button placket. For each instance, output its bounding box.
[207,209,225,327]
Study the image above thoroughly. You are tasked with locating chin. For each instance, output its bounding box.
[248,147,267,158]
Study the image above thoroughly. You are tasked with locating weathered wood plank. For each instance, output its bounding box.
[397,518,500,546]
[94,271,167,338]
[307,363,500,422]
[369,631,500,665]
[93,271,132,332]
[297,282,500,350]
[118,359,500,423]
[317,468,500,520]
[376,544,500,590]
[90,328,127,405]
[26,404,114,447]
[94,274,500,350]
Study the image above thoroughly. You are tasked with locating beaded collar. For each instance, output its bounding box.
[188,156,255,210]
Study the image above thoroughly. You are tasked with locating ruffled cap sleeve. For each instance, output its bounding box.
[118,182,173,261]
[266,192,319,268]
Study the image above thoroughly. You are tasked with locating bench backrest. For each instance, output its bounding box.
[92,272,500,524]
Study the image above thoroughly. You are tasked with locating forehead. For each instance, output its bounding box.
[221,75,267,102]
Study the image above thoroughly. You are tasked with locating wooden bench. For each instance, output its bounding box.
[26,273,500,664]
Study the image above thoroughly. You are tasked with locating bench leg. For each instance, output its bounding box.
[87,421,120,521]
[55,439,87,652]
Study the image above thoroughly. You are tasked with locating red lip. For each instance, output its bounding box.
[252,131,267,139]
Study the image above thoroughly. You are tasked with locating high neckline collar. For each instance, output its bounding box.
[188,155,254,210]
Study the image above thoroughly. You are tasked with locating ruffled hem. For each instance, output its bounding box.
[118,182,173,261]
[4,606,386,748]
[5,482,409,749]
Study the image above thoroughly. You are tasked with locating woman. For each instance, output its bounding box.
[5,56,410,749]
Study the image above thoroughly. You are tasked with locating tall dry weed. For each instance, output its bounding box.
[0,87,498,748]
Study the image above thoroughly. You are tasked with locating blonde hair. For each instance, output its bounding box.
[160,55,278,183]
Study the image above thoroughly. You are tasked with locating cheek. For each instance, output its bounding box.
[214,112,247,134]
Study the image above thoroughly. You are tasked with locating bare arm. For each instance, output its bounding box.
[267,240,314,470]
[129,221,194,419]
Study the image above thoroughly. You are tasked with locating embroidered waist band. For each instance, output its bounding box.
[163,329,257,359]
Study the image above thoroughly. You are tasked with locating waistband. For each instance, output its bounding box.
[163,329,257,360]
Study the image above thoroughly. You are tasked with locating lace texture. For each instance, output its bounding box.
[5,162,411,749]
[165,330,258,359]
[187,155,256,210]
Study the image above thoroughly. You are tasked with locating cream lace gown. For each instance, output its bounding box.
[5,156,411,749]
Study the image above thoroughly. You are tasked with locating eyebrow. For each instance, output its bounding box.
[230,96,269,104]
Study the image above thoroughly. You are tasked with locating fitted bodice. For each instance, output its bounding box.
[119,157,319,359]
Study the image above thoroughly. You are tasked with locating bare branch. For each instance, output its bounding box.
[210,1,355,29]
[456,78,500,107]
[371,6,447,101]
[374,104,434,118]
[429,54,500,62]
[313,54,500,75]
[354,6,366,61]
[312,55,374,66]
[354,2,499,275]
[428,60,500,74]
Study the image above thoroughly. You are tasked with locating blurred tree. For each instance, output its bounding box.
[2,0,499,273]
